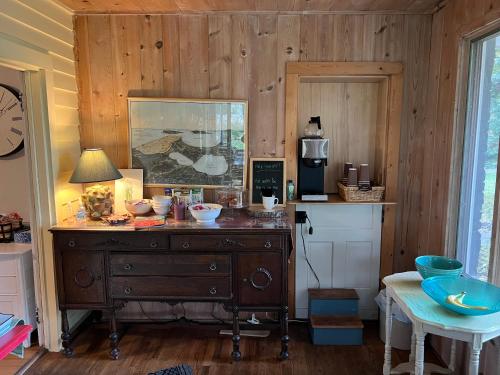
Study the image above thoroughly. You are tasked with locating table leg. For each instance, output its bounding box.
[279,306,289,360]
[409,328,416,375]
[383,294,394,375]
[231,306,241,361]
[468,336,482,375]
[414,325,426,375]
[109,308,120,360]
[449,339,456,372]
[60,309,74,358]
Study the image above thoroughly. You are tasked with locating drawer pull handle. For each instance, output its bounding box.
[250,267,272,291]
[264,240,272,248]
[123,264,132,271]
[209,263,217,271]
[182,242,190,249]
[209,287,217,295]
[218,238,246,248]
[124,287,132,295]
[68,240,76,248]
[150,240,159,248]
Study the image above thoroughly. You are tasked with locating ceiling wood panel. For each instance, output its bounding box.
[56,0,443,14]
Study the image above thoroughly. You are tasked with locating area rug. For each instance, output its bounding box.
[148,364,194,375]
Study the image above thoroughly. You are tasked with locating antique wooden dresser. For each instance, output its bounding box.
[50,215,291,361]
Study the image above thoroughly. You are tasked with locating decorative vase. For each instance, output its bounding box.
[81,184,114,220]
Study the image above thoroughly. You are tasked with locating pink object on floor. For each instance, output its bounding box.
[0,324,32,360]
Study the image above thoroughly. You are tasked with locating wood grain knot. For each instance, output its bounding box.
[286,47,293,55]
[155,41,163,49]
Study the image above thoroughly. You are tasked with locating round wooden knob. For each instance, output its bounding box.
[182,242,190,249]
[209,263,217,271]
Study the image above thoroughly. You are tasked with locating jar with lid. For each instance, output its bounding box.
[215,187,247,209]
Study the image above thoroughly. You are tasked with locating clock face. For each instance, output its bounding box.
[0,84,24,157]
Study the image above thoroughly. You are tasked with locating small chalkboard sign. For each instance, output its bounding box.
[249,158,286,206]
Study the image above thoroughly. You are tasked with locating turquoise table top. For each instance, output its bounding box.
[383,272,500,334]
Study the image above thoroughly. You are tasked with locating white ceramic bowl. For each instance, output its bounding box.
[125,199,152,215]
[152,195,172,204]
[153,205,170,215]
[188,204,222,223]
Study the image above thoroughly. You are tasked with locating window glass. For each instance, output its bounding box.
[457,32,500,281]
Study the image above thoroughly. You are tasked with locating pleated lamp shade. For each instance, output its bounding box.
[69,148,122,183]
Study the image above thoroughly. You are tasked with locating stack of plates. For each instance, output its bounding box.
[152,195,172,215]
[415,255,463,279]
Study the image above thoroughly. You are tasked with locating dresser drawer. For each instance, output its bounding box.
[0,276,17,295]
[111,276,231,299]
[171,234,282,251]
[110,253,231,276]
[55,232,167,251]
[0,258,17,276]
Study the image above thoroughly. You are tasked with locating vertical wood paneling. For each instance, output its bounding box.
[86,16,118,162]
[179,15,209,98]
[139,15,164,96]
[74,16,94,149]
[276,15,300,157]
[75,12,435,276]
[208,15,232,99]
[161,15,181,97]
[249,15,278,157]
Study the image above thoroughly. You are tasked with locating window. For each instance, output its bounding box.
[457,31,500,282]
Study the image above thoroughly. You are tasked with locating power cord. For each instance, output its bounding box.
[300,220,321,288]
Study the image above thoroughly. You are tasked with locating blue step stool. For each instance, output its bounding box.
[308,289,364,345]
[309,315,364,345]
[308,288,359,316]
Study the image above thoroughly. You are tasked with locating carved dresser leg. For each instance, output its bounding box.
[280,306,289,360]
[231,306,241,361]
[60,309,74,357]
[109,309,120,360]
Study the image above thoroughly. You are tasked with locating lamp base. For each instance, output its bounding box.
[81,184,114,220]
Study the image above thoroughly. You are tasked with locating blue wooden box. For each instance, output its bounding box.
[308,288,359,316]
[309,316,364,345]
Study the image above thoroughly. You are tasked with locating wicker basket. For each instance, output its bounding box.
[337,182,385,202]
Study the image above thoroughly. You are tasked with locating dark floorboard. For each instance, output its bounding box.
[26,321,441,374]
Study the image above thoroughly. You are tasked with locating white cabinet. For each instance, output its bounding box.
[0,243,36,347]
[295,204,382,319]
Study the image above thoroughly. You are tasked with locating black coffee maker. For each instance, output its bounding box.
[297,116,329,201]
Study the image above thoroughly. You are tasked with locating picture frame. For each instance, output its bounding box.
[249,158,287,207]
[128,97,248,188]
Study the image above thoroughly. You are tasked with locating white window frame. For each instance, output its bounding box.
[448,22,500,286]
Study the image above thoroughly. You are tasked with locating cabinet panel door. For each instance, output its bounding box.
[237,253,282,307]
[60,250,106,306]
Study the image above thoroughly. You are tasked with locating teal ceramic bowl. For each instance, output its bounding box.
[422,276,500,316]
[415,256,463,279]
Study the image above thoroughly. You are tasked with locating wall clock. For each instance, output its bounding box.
[0,83,24,157]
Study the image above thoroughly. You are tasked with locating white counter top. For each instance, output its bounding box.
[0,242,32,255]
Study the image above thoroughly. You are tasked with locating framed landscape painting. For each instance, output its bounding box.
[128,98,248,188]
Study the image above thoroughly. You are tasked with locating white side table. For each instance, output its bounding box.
[0,243,36,347]
[382,272,500,375]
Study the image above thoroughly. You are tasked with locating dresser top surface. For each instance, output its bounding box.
[50,211,291,233]
[0,242,32,255]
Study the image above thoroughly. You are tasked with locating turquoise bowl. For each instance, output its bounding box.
[422,276,500,316]
[415,256,463,279]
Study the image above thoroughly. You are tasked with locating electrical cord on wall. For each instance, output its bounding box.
[300,220,321,288]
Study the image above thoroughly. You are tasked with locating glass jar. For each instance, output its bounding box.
[215,187,247,209]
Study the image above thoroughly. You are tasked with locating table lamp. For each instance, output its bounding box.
[69,148,123,220]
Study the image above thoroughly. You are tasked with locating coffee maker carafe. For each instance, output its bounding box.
[297,117,329,201]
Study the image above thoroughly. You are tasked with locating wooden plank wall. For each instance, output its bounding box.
[1,0,82,222]
[75,13,433,275]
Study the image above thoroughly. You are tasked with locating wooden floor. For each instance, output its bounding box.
[25,321,440,375]
[0,345,42,375]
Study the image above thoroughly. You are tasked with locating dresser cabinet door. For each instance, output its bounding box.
[60,250,106,306]
[237,253,282,307]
